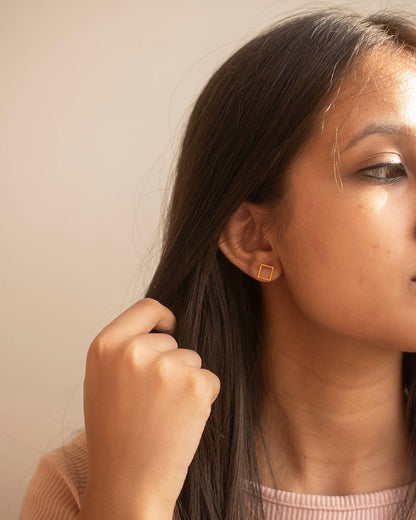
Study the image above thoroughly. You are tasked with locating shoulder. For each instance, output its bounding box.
[19,429,88,520]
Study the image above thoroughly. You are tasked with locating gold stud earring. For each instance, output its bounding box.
[257,263,274,281]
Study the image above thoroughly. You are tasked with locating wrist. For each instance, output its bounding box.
[79,484,175,520]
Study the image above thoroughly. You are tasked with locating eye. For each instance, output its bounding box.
[357,161,407,183]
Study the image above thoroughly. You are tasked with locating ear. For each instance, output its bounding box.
[218,202,282,282]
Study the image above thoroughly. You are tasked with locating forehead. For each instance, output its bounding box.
[317,50,416,149]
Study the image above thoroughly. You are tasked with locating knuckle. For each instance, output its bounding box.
[206,370,221,396]
[164,334,179,349]
[155,333,178,351]
[139,298,175,326]
[88,334,108,362]
[152,354,174,380]
[190,350,202,366]
[212,374,221,398]
[212,372,221,391]
[122,340,148,367]
[197,370,221,404]
[141,297,162,312]
[122,340,138,360]
[185,371,206,398]
[142,298,162,324]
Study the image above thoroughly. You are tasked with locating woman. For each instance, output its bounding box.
[19,8,416,520]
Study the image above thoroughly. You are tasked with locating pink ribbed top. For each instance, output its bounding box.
[243,480,416,519]
[19,430,416,519]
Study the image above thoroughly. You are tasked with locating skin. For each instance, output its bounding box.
[78,49,416,518]
[219,50,416,495]
[81,300,221,519]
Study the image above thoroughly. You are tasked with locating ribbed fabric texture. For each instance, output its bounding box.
[18,430,416,519]
[243,480,416,519]
[19,431,87,519]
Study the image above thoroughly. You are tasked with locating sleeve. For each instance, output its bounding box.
[18,431,87,520]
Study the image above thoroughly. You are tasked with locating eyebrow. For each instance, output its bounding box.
[340,122,414,153]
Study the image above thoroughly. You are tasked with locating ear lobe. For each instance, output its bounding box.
[218,202,281,282]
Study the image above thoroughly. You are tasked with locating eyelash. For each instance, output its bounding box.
[357,162,407,183]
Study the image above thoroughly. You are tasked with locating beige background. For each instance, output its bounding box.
[1,0,413,518]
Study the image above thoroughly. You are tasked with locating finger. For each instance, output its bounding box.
[163,348,203,369]
[98,298,176,344]
[125,333,179,353]
[200,368,221,403]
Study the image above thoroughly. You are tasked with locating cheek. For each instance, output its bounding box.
[278,190,406,339]
[282,194,358,286]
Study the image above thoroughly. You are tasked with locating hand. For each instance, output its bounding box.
[81,298,221,518]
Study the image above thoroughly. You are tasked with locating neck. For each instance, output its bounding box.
[256,283,413,495]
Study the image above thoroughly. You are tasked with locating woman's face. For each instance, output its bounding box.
[270,51,416,353]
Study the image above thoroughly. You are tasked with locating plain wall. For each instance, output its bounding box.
[1,0,414,517]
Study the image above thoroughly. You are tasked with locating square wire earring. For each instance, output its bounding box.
[257,263,274,281]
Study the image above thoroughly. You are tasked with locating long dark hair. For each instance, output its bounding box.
[145,8,416,519]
